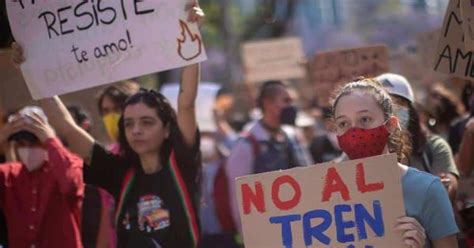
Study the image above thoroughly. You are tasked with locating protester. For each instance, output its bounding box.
[11,2,204,247]
[97,82,140,147]
[199,131,240,248]
[226,80,313,233]
[0,106,84,247]
[309,107,342,163]
[67,105,92,134]
[64,105,117,248]
[377,73,459,203]
[449,82,474,176]
[331,78,458,247]
[425,84,465,140]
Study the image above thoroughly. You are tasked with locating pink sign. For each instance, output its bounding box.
[7,0,207,99]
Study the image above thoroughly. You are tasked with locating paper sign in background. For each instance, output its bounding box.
[236,154,406,248]
[7,0,207,99]
[241,37,306,83]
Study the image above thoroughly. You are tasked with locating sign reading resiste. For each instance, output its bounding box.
[7,0,207,99]
[241,37,306,83]
[236,154,406,248]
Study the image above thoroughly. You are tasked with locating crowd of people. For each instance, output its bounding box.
[1,2,474,248]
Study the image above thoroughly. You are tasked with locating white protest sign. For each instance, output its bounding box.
[7,0,207,99]
[236,154,406,248]
[161,82,220,132]
[434,0,474,79]
[241,37,306,83]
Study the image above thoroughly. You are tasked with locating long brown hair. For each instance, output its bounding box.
[331,78,412,162]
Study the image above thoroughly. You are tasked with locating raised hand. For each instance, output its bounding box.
[10,42,25,68]
[185,1,205,25]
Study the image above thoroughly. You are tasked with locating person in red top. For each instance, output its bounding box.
[0,106,84,248]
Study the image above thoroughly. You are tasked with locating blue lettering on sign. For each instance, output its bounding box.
[355,200,385,239]
[269,214,301,248]
[303,209,332,245]
[268,201,385,247]
[335,204,355,243]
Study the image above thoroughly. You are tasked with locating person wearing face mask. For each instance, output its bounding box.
[226,80,313,235]
[199,132,241,248]
[377,73,459,203]
[97,81,140,153]
[332,78,458,248]
[0,106,84,248]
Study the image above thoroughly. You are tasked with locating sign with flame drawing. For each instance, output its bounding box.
[7,0,207,99]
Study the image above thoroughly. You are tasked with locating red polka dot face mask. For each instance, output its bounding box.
[337,125,390,160]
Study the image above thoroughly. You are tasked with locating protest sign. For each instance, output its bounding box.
[236,154,406,248]
[417,29,441,68]
[309,45,389,106]
[461,0,474,51]
[161,82,220,132]
[241,37,306,83]
[434,0,474,79]
[7,0,207,99]
[310,45,389,86]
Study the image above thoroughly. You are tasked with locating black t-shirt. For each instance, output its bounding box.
[86,130,201,248]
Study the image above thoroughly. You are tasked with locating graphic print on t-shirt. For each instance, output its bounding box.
[137,195,170,233]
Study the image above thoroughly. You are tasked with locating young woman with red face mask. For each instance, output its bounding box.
[331,78,459,248]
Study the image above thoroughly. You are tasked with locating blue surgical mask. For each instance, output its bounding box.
[396,107,410,130]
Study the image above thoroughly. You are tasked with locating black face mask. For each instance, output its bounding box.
[280,105,298,126]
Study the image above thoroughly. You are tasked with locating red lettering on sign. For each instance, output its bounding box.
[321,167,350,202]
[272,175,302,211]
[356,163,384,193]
[242,182,266,215]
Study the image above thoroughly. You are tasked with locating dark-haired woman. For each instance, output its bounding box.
[11,3,205,247]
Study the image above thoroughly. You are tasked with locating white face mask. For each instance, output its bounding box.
[17,147,48,172]
[395,107,410,130]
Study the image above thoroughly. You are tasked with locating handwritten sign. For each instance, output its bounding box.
[461,0,474,51]
[311,45,389,86]
[7,0,207,99]
[236,154,406,248]
[241,37,306,83]
[434,0,474,79]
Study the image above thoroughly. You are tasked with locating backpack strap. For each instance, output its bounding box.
[421,137,435,173]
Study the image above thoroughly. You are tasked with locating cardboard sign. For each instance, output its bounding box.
[434,0,474,79]
[417,29,441,68]
[310,45,389,86]
[241,37,306,83]
[7,0,207,99]
[236,154,406,248]
[160,82,220,132]
[461,0,474,51]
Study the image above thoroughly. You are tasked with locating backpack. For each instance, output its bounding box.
[213,132,260,234]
